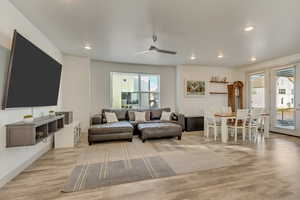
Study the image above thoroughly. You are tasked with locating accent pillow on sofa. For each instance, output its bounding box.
[105,112,119,123]
[134,112,146,122]
[160,111,172,121]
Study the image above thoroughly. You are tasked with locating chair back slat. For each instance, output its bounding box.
[221,106,232,114]
[250,108,263,120]
[236,109,249,120]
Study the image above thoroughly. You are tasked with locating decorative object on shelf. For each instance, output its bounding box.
[49,110,55,116]
[56,111,73,124]
[210,76,228,83]
[23,115,33,123]
[185,80,205,96]
[227,81,244,112]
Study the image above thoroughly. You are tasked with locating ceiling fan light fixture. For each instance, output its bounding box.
[190,55,196,60]
[84,44,92,50]
[244,26,255,32]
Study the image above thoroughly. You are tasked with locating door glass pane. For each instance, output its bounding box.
[249,73,265,108]
[275,67,295,129]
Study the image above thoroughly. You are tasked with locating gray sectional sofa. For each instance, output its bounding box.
[89,108,184,145]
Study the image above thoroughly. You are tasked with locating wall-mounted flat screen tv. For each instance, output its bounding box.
[3,31,62,109]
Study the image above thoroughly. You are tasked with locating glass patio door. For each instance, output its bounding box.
[270,66,297,134]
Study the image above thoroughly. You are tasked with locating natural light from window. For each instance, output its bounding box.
[111,72,160,109]
[249,73,265,108]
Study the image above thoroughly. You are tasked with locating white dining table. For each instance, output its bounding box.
[214,113,270,143]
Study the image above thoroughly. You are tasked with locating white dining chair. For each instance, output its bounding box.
[228,109,249,143]
[221,106,232,114]
[248,108,263,140]
[205,108,221,140]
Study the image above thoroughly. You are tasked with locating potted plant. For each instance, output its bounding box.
[23,115,34,123]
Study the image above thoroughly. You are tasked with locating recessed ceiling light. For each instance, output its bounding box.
[190,55,196,60]
[251,57,257,62]
[244,26,255,32]
[84,44,92,50]
[218,54,223,58]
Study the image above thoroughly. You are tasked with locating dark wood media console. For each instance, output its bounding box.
[6,115,65,147]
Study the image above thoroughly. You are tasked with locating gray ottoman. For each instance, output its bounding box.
[138,122,182,143]
[88,121,133,145]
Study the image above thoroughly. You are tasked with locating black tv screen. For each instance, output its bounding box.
[3,31,62,109]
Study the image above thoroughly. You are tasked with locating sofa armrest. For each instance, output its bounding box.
[90,114,103,125]
[173,113,185,131]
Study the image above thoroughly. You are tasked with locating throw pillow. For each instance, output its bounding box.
[161,111,172,121]
[105,112,118,123]
[134,112,146,122]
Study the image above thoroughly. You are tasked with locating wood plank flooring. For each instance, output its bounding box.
[1,132,300,200]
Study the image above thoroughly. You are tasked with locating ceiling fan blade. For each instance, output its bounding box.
[156,48,177,55]
[135,50,151,55]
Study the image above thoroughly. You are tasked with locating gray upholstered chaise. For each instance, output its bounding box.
[89,108,184,144]
[88,121,133,145]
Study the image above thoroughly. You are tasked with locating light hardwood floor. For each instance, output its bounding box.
[1,132,300,200]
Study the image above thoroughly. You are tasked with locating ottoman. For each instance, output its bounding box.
[138,122,182,143]
[88,121,133,145]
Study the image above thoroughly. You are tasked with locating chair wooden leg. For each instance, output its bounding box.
[248,127,252,141]
[242,128,246,142]
[234,128,238,143]
[214,126,217,140]
[205,123,209,138]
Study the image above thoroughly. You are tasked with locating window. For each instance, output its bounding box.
[281,98,284,105]
[278,89,286,94]
[111,72,160,109]
[249,73,265,108]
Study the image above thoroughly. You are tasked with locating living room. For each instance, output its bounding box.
[1,0,300,199]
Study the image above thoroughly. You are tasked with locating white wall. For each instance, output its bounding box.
[90,60,176,114]
[62,55,91,132]
[0,0,62,151]
[176,65,243,116]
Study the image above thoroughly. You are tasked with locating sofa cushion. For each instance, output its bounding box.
[89,121,133,135]
[102,109,128,121]
[150,108,171,120]
[128,110,150,121]
[104,112,118,123]
[161,111,172,121]
[134,111,146,122]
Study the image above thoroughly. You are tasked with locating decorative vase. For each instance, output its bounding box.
[23,116,34,123]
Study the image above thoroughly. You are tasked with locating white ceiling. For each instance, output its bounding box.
[9,0,300,67]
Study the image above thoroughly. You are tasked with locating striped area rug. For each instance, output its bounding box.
[62,133,236,193]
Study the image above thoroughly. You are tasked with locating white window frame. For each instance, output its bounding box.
[110,72,160,109]
[247,71,266,109]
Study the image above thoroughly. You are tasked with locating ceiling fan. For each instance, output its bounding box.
[136,34,177,55]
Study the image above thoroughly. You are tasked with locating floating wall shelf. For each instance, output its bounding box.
[209,81,229,84]
[209,92,228,95]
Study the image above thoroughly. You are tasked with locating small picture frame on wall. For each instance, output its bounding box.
[185,80,205,96]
